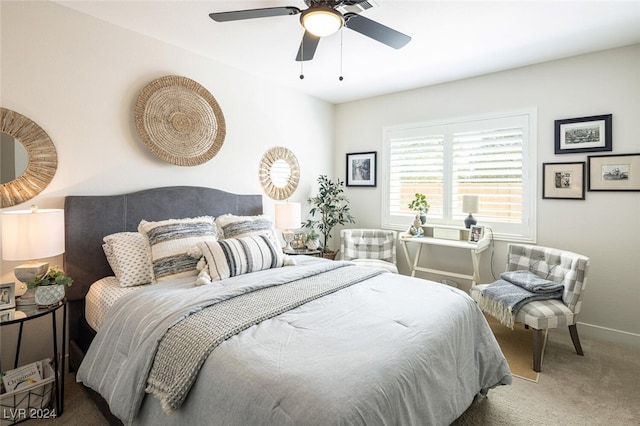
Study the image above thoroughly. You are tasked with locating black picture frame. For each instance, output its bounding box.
[346,151,376,187]
[542,162,586,200]
[554,114,612,154]
[588,153,640,192]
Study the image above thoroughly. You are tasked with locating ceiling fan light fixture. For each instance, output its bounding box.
[301,7,344,37]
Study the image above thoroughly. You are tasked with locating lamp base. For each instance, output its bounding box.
[464,214,477,229]
[14,261,49,284]
[282,230,295,251]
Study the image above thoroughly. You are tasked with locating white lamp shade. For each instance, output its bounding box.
[462,195,479,214]
[301,8,344,37]
[2,208,65,261]
[275,202,302,230]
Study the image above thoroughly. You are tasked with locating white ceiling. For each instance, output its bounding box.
[54,0,640,104]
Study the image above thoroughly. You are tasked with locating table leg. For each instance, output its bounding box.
[14,322,24,369]
[52,309,60,416]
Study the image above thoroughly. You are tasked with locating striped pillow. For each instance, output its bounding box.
[197,234,284,281]
[215,214,274,239]
[138,217,217,282]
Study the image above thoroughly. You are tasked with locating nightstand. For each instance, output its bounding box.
[0,299,67,421]
[283,248,323,257]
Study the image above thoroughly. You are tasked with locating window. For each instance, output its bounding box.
[382,109,536,242]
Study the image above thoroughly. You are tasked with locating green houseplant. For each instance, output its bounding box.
[28,266,73,306]
[303,175,355,257]
[408,193,430,224]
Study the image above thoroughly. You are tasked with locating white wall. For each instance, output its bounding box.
[335,44,640,348]
[0,1,334,366]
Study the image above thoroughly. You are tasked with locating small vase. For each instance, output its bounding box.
[35,285,65,307]
[306,239,320,250]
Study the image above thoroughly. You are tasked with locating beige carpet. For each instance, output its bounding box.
[485,314,547,382]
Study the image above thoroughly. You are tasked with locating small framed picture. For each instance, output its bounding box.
[468,225,484,243]
[0,283,16,311]
[588,153,640,192]
[554,114,612,154]
[346,151,376,187]
[0,309,15,322]
[542,162,586,200]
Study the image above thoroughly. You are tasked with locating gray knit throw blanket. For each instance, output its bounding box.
[146,265,384,414]
[477,270,564,329]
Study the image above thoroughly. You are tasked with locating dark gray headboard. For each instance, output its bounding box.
[63,186,262,302]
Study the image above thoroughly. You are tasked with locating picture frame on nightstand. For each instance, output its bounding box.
[0,282,16,311]
[468,225,484,243]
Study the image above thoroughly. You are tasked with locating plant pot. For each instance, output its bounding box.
[34,285,65,307]
[306,239,320,250]
[418,213,427,224]
[322,251,338,260]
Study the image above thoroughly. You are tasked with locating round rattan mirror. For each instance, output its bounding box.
[259,147,300,200]
[0,108,58,207]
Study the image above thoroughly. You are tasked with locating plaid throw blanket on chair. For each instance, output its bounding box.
[477,270,564,328]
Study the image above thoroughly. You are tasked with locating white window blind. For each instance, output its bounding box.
[382,110,536,242]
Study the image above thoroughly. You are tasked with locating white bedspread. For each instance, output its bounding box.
[77,258,511,425]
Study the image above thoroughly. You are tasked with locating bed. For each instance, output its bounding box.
[64,186,511,426]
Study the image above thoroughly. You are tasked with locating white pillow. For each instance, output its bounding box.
[102,232,153,287]
[138,216,218,282]
[197,234,284,282]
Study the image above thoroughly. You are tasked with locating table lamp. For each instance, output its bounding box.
[2,206,65,293]
[462,195,479,228]
[275,202,301,251]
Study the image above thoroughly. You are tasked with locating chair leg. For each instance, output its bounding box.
[568,324,584,356]
[532,328,543,372]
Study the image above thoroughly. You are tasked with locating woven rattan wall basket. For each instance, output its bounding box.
[134,75,226,166]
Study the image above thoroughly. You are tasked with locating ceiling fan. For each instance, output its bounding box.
[209,1,411,62]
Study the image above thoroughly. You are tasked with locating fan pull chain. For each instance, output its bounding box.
[338,31,343,81]
[300,33,305,80]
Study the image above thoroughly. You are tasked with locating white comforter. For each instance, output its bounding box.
[77,257,511,426]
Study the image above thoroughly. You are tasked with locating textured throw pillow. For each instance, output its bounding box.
[102,232,153,287]
[197,234,284,281]
[215,214,274,239]
[138,216,218,282]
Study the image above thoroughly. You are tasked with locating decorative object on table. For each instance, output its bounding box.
[0,108,58,208]
[542,162,586,200]
[408,193,430,225]
[346,151,376,187]
[28,266,72,307]
[259,146,300,200]
[275,202,302,251]
[587,153,640,192]
[462,195,479,228]
[408,215,424,237]
[1,206,65,308]
[304,175,355,258]
[305,229,321,250]
[291,232,306,249]
[554,114,612,154]
[135,75,225,166]
[468,225,485,243]
[0,283,16,311]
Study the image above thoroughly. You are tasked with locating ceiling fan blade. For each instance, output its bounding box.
[343,13,411,49]
[295,31,321,62]
[209,6,300,22]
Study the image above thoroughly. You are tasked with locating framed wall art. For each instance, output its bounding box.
[0,282,16,311]
[588,153,640,192]
[542,162,586,200]
[554,114,612,154]
[346,151,376,187]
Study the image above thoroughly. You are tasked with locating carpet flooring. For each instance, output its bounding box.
[21,330,640,426]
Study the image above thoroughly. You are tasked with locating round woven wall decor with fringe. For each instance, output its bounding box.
[134,75,226,166]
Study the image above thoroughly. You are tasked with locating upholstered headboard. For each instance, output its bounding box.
[63,186,262,359]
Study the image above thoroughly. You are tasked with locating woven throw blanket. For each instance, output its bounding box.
[146,265,384,413]
[477,271,563,329]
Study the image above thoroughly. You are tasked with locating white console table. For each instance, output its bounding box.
[400,229,491,286]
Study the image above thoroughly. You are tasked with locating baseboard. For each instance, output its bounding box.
[570,322,640,350]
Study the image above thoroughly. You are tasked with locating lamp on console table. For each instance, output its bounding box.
[1,206,65,307]
[275,202,301,251]
[462,195,479,229]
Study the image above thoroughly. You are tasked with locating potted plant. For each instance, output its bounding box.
[408,193,430,224]
[28,266,73,307]
[305,229,320,251]
[303,175,355,258]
